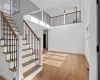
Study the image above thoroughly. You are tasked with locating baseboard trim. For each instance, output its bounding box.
[48,50,84,55]
[0,72,10,80]
[84,55,90,68]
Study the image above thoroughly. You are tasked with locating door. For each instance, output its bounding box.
[98,0,100,79]
[43,34,46,48]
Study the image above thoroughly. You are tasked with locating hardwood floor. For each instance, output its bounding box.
[32,52,89,80]
[0,77,5,80]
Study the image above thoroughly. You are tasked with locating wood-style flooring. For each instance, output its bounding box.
[32,52,89,80]
[0,76,5,80]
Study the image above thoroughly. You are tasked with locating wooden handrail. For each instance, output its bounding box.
[23,20,40,40]
[52,11,81,18]
[0,11,17,38]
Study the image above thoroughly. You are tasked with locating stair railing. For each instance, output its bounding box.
[23,20,40,60]
[0,11,18,69]
[4,0,20,14]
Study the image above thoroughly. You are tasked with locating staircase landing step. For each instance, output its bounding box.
[22,48,32,51]
[6,59,17,62]
[3,51,17,54]
[23,65,41,78]
[9,68,16,72]
[22,58,38,67]
[22,53,34,58]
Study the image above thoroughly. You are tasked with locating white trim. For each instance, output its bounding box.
[0,72,10,80]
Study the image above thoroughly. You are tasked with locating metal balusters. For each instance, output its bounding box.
[26,27,28,44]
[25,24,27,40]
[28,29,31,48]
[3,20,6,46]
[1,11,18,71]
[37,40,38,60]
[11,31,13,61]
[36,38,37,59]
[16,38,17,67]
[7,25,9,53]
[9,31,11,60]
[14,37,15,68]
[31,33,33,54]
[34,36,36,59]
[1,14,3,39]
[24,20,40,61]
[23,22,26,39]
[4,0,20,15]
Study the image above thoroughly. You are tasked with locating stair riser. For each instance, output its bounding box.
[22,55,35,63]
[23,67,42,80]
[2,36,15,39]
[22,49,32,56]
[23,60,39,73]
[0,40,26,45]
[22,45,29,50]
[7,53,17,60]
[3,47,17,52]
[9,61,17,68]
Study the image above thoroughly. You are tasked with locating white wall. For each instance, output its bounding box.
[0,47,14,80]
[0,0,3,10]
[48,23,85,54]
[89,0,97,80]
[81,0,98,80]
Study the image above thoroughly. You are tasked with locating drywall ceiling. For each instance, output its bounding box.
[44,0,81,17]
[30,0,80,10]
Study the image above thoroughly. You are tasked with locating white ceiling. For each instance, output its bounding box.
[44,0,81,17]
[30,0,80,10]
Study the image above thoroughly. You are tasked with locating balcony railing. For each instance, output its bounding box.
[4,0,20,14]
[30,6,81,27]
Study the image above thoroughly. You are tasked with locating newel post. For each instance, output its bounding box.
[16,35,24,80]
[39,38,43,66]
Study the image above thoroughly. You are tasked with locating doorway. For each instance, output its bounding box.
[98,0,100,79]
[43,30,48,53]
[43,34,46,49]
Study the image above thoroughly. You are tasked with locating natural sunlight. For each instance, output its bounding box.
[43,52,68,67]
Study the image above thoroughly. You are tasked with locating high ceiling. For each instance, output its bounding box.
[30,0,80,10]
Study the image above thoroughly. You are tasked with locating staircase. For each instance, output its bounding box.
[0,11,42,80]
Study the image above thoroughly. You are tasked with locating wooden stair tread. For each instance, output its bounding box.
[2,39,16,40]
[22,39,26,40]
[6,59,17,62]
[22,48,32,51]
[4,13,10,16]
[9,22,16,25]
[23,65,41,78]
[22,58,37,67]
[23,43,29,45]
[9,68,16,72]
[7,19,13,21]
[22,53,33,58]
[0,76,5,80]
[3,51,17,54]
[3,28,20,32]
[1,45,17,47]
[2,24,18,28]
[3,34,13,35]
[5,15,11,18]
